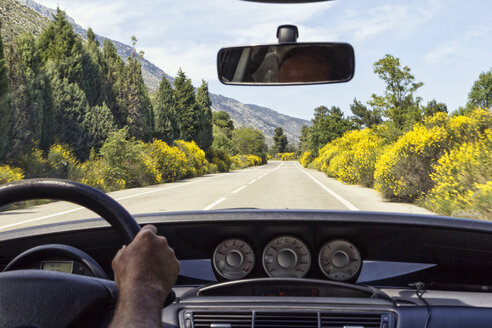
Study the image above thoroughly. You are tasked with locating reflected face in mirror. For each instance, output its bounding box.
[217,43,355,85]
[277,48,334,83]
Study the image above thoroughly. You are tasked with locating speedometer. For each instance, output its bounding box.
[318,240,362,282]
[213,239,255,280]
[262,236,311,278]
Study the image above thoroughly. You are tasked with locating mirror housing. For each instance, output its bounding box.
[217,43,355,85]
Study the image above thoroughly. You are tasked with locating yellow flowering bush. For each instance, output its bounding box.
[47,144,78,178]
[311,142,338,172]
[277,153,296,161]
[299,151,313,168]
[375,109,492,201]
[374,124,448,201]
[142,140,188,183]
[425,130,492,219]
[326,128,386,187]
[174,140,209,177]
[0,165,24,185]
[231,154,262,168]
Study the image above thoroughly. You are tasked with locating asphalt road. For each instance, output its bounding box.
[0,161,433,232]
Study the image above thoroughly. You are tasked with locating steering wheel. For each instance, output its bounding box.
[0,179,141,328]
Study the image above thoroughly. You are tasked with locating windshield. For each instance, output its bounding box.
[0,0,491,232]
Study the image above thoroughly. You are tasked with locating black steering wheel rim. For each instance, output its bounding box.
[0,178,141,243]
[0,178,142,327]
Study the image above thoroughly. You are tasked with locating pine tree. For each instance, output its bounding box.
[49,72,90,158]
[153,75,177,143]
[4,33,45,159]
[0,21,12,160]
[124,36,153,141]
[37,9,84,85]
[83,103,115,150]
[173,68,199,141]
[102,39,127,128]
[195,79,213,150]
[272,127,288,154]
[81,28,104,107]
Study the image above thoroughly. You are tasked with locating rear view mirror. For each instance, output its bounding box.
[217,43,355,85]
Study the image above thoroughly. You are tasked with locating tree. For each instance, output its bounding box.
[124,37,153,140]
[0,21,12,160]
[212,111,236,155]
[153,75,177,143]
[350,98,382,128]
[297,125,310,154]
[37,9,84,85]
[49,73,90,158]
[102,39,127,128]
[368,54,423,131]
[195,80,213,150]
[232,127,268,162]
[272,127,288,153]
[83,103,115,150]
[213,110,234,137]
[308,106,354,153]
[173,68,200,141]
[81,27,105,107]
[467,68,492,110]
[422,99,447,117]
[4,33,45,158]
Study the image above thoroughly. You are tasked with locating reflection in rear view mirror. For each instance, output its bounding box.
[217,43,355,85]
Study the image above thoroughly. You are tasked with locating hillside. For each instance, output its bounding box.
[2,0,310,143]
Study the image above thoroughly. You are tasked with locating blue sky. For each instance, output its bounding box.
[36,0,491,121]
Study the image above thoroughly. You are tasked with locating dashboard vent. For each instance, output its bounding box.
[321,312,381,328]
[192,312,253,328]
[255,312,318,328]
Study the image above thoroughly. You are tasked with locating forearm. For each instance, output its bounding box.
[109,290,164,328]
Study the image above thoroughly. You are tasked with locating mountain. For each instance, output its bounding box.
[3,0,310,143]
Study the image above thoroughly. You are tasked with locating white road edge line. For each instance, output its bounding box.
[0,207,84,231]
[232,186,246,194]
[296,163,359,211]
[0,175,219,231]
[203,197,227,210]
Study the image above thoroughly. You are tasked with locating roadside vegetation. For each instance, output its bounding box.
[298,55,491,220]
[0,10,267,192]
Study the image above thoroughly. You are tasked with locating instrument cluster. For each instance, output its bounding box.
[212,235,362,282]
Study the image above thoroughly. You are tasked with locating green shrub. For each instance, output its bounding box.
[206,147,231,173]
[99,128,149,188]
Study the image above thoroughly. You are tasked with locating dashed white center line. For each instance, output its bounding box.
[248,178,258,185]
[232,186,246,194]
[203,197,227,210]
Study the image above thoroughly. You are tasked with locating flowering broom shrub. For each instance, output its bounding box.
[174,140,209,177]
[299,151,314,168]
[425,129,492,219]
[0,165,24,185]
[374,109,492,201]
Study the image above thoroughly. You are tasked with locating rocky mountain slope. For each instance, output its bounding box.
[3,0,310,143]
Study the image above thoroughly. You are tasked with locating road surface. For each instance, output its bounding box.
[0,161,433,232]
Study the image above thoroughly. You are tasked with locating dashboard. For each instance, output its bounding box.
[4,210,492,328]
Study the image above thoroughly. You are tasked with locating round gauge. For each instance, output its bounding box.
[262,236,311,278]
[318,240,362,282]
[213,239,255,280]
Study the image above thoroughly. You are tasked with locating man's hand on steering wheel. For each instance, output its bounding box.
[109,224,180,328]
